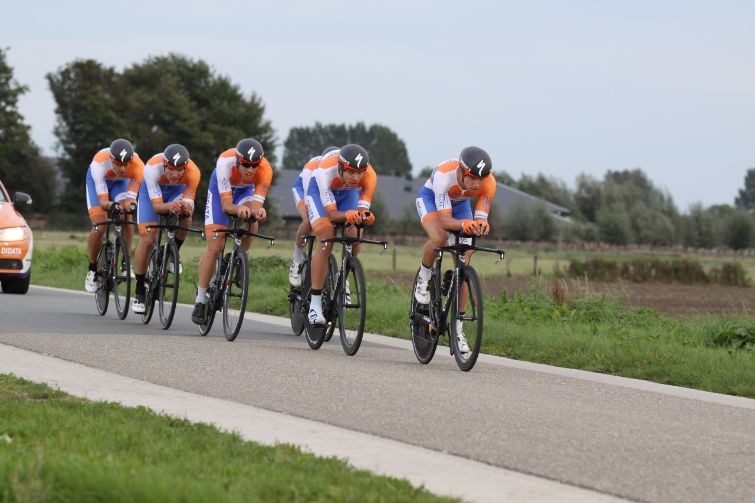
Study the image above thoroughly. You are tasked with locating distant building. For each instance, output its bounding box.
[268,170,571,226]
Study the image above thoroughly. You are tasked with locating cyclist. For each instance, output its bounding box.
[132,144,201,313]
[84,138,144,293]
[288,145,338,287]
[306,144,377,326]
[191,138,273,324]
[413,146,496,353]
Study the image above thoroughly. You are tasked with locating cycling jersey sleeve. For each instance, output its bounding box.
[125,155,145,199]
[180,161,201,206]
[251,159,273,204]
[358,164,377,210]
[474,176,497,220]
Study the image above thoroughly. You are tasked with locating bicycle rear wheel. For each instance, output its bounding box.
[223,249,249,341]
[410,269,438,364]
[338,257,366,356]
[95,242,111,316]
[199,255,222,336]
[113,236,131,320]
[141,246,159,324]
[450,265,484,371]
[158,241,180,330]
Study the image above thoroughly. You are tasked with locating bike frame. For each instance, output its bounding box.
[428,233,505,339]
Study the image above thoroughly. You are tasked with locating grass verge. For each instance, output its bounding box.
[0,374,451,502]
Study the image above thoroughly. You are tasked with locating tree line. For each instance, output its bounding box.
[0,48,753,249]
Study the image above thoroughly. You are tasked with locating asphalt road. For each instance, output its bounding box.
[1,286,753,503]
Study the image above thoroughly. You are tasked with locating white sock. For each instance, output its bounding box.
[419,264,432,280]
[310,294,322,311]
[196,287,207,304]
[292,245,304,265]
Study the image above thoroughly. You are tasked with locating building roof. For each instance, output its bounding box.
[268,170,571,223]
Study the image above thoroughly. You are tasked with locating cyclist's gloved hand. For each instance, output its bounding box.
[461,219,479,235]
[475,219,490,235]
[345,210,361,225]
[359,210,375,226]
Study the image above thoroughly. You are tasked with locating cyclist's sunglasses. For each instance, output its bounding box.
[111,157,129,167]
[238,157,261,168]
[462,167,484,179]
[163,161,186,172]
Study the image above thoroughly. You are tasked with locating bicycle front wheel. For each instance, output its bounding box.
[141,246,159,324]
[113,236,131,320]
[95,242,111,316]
[450,265,484,371]
[223,249,249,341]
[410,269,438,364]
[158,241,180,330]
[338,257,366,356]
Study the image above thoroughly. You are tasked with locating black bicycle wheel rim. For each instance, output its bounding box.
[141,246,158,324]
[95,242,111,316]
[410,269,438,364]
[223,249,249,341]
[450,265,484,371]
[113,236,130,320]
[338,257,366,356]
[158,242,180,330]
[323,254,338,343]
[303,256,326,350]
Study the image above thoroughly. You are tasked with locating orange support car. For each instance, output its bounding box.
[0,179,33,294]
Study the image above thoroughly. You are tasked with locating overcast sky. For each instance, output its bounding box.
[5,0,755,209]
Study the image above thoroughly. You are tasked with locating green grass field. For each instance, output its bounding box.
[27,231,755,397]
[0,374,452,502]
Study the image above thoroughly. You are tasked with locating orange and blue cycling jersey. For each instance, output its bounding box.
[292,155,321,208]
[204,148,273,230]
[416,158,496,224]
[85,148,145,221]
[137,153,201,234]
[306,149,377,232]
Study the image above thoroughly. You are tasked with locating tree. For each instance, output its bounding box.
[597,204,633,245]
[282,122,412,176]
[0,48,56,213]
[47,53,276,217]
[515,173,576,214]
[735,168,755,211]
[724,211,753,250]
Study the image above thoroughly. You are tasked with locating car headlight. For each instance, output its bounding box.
[0,227,26,241]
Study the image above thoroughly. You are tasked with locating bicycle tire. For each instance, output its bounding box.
[289,256,306,336]
[141,246,159,324]
[304,255,326,350]
[338,256,366,356]
[323,254,338,343]
[199,255,222,336]
[95,242,111,316]
[410,268,438,364]
[223,248,249,341]
[113,236,131,320]
[158,241,180,330]
[450,265,484,371]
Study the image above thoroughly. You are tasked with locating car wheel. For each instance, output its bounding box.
[2,272,30,294]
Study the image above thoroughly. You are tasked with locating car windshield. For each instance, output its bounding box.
[0,184,8,202]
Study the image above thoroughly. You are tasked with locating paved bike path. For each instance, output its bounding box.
[1,286,753,502]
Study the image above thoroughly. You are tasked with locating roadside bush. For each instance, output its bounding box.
[568,256,751,287]
[709,321,755,350]
[710,262,752,287]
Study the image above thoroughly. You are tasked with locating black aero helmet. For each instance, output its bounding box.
[338,144,369,170]
[236,138,264,163]
[459,146,492,177]
[163,144,190,168]
[110,138,135,163]
[321,145,338,157]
